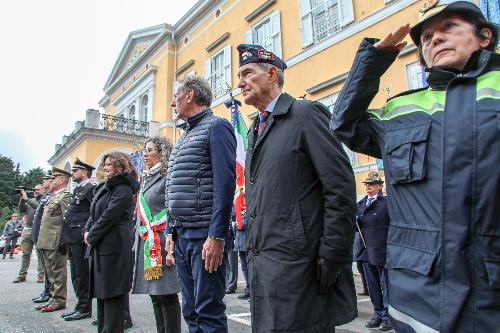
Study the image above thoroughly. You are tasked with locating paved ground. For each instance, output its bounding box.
[0,253,389,332]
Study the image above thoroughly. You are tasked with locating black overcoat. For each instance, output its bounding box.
[245,93,357,332]
[354,193,389,266]
[85,173,139,299]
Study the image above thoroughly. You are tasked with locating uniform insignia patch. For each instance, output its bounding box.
[241,50,252,61]
[257,49,274,61]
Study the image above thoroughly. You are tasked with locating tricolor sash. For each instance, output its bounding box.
[136,191,167,280]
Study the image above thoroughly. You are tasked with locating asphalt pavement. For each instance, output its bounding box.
[0,253,387,332]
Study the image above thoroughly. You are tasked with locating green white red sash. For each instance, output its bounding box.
[136,191,167,280]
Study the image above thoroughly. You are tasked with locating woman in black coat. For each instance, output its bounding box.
[84,152,139,333]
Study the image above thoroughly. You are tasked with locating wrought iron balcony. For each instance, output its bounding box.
[100,114,149,137]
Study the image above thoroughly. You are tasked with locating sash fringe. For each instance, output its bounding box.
[144,265,164,281]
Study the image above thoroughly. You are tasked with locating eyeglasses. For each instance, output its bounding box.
[143,148,158,154]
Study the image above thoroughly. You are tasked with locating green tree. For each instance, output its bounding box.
[0,155,21,211]
[0,206,13,234]
[22,167,45,189]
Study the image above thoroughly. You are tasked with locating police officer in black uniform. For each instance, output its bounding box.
[61,158,96,321]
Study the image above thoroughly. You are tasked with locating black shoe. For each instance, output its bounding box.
[379,320,393,331]
[61,310,77,318]
[64,311,91,321]
[33,294,51,303]
[124,319,133,329]
[225,289,236,294]
[91,318,98,326]
[237,293,250,300]
[366,318,382,328]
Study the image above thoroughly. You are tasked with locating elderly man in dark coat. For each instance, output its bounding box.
[237,44,357,333]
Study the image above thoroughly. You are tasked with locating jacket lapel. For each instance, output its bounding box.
[142,171,162,193]
[253,93,295,152]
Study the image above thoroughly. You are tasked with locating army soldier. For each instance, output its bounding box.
[35,167,72,313]
[60,158,95,321]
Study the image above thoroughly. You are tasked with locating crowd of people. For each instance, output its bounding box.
[2,1,499,332]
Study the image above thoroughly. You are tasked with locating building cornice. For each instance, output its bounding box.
[245,0,276,22]
[104,24,173,94]
[206,32,230,52]
[48,127,147,166]
[173,0,214,38]
[306,71,348,94]
[112,66,157,107]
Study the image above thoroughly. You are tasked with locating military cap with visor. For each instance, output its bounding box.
[71,157,95,172]
[43,170,54,180]
[52,167,72,178]
[362,171,384,184]
[410,0,486,46]
[237,44,287,71]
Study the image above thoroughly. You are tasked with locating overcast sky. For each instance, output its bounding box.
[0,0,197,172]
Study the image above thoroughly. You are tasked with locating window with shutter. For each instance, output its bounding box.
[206,45,232,99]
[299,0,354,47]
[246,11,282,57]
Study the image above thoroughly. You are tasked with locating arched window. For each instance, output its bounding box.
[141,95,149,122]
[129,105,136,120]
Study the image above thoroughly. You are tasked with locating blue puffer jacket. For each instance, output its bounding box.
[166,109,218,228]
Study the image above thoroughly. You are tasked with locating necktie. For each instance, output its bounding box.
[367,197,375,207]
[258,111,270,136]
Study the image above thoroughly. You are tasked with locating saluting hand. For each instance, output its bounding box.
[374,23,411,51]
[202,238,225,273]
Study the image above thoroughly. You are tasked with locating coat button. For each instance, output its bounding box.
[250,213,256,219]
[253,249,259,256]
[250,178,255,184]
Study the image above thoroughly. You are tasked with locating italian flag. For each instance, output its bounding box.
[226,98,248,229]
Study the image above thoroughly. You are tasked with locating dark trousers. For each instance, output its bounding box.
[97,294,125,333]
[150,294,182,333]
[124,293,132,322]
[37,249,52,296]
[357,261,368,292]
[69,243,91,313]
[363,262,389,321]
[3,237,18,257]
[238,251,249,294]
[225,250,238,291]
[175,236,228,333]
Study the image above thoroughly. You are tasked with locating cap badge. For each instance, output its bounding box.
[419,0,439,14]
[241,50,252,61]
[257,49,274,61]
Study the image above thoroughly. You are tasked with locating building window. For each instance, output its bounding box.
[141,95,148,122]
[205,45,232,99]
[244,11,282,57]
[406,61,428,90]
[319,92,357,166]
[299,0,354,48]
[128,105,136,120]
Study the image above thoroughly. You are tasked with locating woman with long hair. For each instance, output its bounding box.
[84,152,139,333]
[131,137,181,333]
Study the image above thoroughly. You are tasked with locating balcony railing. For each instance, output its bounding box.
[100,114,149,137]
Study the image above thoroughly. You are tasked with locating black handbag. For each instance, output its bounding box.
[13,228,22,237]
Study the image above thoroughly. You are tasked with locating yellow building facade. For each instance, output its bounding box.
[50,0,430,194]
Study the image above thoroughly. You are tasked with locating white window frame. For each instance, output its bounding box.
[406,61,427,90]
[205,45,232,100]
[244,11,282,58]
[299,0,354,48]
[318,92,358,166]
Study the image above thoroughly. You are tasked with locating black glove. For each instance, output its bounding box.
[316,257,342,294]
[58,243,68,255]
